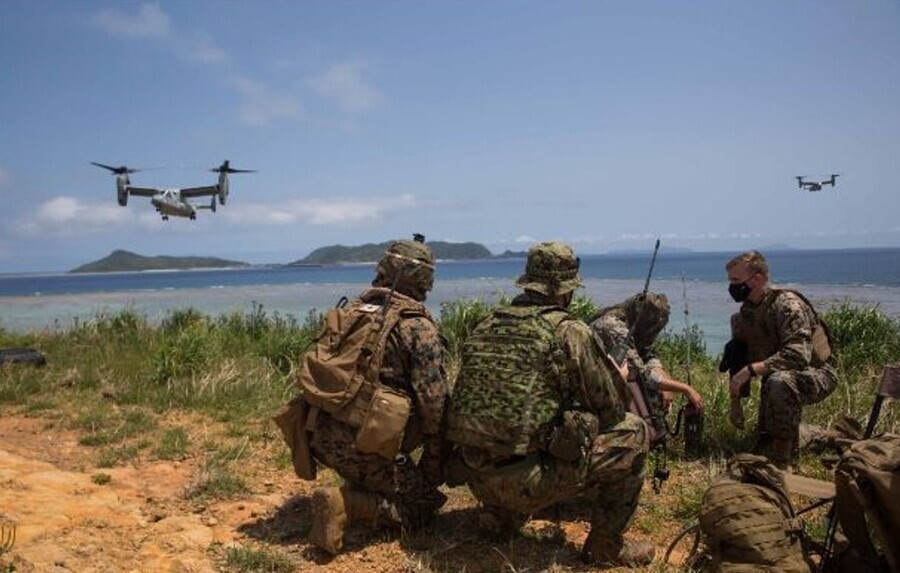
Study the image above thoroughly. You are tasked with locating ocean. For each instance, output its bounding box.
[2,248,899,354]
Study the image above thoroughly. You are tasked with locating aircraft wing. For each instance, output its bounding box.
[127,186,161,197]
[180,185,219,198]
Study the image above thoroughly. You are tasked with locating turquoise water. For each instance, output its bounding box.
[2,248,899,354]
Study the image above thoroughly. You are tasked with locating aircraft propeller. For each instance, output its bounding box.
[210,160,256,174]
[91,162,141,175]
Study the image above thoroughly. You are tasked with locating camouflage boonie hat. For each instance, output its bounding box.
[375,237,436,296]
[515,242,583,296]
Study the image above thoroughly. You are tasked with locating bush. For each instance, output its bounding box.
[823,301,900,372]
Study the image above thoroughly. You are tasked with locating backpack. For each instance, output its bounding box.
[832,434,900,573]
[696,454,811,573]
[296,287,430,459]
[771,289,835,364]
[447,304,570,457]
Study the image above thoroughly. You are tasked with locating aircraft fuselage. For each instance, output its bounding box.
[150,189,197,219]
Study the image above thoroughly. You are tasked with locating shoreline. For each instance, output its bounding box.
[3,278,899,356]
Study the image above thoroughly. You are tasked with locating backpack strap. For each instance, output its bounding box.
[359,287,430,389]
[770,288,834,363]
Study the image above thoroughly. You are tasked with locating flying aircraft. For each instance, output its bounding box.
[796,174,839,192]
[91,160,255,220]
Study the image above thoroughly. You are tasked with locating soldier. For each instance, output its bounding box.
[590,292,705,416]
[305,236,448,554]
[725,250,837,469]
[446,242,655,568]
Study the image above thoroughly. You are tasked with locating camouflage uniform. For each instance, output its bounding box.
[590,292,671,391]
[306,237,448,554]
[730,288,837,454]
[309,288,448,525]
[448,243,652,565]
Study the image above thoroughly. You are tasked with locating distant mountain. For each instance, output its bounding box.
[289,241,493,265]
[70,250,250,273]
[495,249,527,259]
[605,246,694,255]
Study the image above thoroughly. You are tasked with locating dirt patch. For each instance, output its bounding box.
[0,414,693,572]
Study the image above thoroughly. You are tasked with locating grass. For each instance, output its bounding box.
[3,298,899,466]
[2,298,899,571]
[218,543,295,573]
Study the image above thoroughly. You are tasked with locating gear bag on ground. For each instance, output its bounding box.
[832,434,900,573]
[696,454,811,573]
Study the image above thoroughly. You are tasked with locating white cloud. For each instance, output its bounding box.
[92,3,171,39]
[222,194,416,227]
[92,3,226,65]
[16,196,133,236]
[309,61,384,113]
[514,235,538,244]
[231,76,303,126]
[182,32,228,64]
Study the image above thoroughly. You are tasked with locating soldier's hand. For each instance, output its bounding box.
[687,388,705,413]
[610,355,629,381]
[729,367,751,399]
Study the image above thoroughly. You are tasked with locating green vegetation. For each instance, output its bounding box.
[1,296,898,571]
[70,249,250,273]
[218,543,295,573]
[2,298,897,470]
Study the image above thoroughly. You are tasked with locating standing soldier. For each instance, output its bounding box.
[446,242,655,567]
[278,236,448,555]
[725,250,837,469]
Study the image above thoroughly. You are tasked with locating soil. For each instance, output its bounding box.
[0,413,698,572]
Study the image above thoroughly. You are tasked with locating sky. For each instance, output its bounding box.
[1,1,899,273]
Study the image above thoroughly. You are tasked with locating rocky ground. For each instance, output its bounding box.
[0,413,702,573]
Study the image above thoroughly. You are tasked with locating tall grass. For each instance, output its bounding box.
[2,297,898,470]
[0,305,317,482]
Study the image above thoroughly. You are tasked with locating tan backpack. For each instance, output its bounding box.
[832,434,900,573]
[294,288,429,460]
[697,454,811,573]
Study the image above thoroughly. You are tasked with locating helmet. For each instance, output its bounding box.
[373,237,435,300]
[515,242,583,296]
[626,292,670,350]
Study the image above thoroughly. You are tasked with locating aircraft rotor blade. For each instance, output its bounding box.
[210,160,256,174]
[91,161,140,175]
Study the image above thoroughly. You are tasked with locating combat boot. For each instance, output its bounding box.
[582,529,656,568]
[309,487,347,555]
[342,488,381,527]
[309,487,384,555]
[476,505,525,541]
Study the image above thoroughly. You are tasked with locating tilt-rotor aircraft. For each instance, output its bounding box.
[795,174,839,192]
[91,160,255,220]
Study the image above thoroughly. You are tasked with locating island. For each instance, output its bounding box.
[288,241,494,265]
[72,241,507,273]
[70,250,251,273]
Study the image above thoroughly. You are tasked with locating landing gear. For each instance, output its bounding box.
[189,213,196,220]
[162,215,169,221]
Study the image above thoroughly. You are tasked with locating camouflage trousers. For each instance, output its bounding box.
[309,415,446,528]
[757,364,838,445]
[464,413,649,537]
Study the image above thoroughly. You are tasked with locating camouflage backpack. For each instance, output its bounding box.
[696,454,811,573]
[447,304,570,457]
[832,434,900,573]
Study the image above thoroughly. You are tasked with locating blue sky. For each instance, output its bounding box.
[1,1,899,272]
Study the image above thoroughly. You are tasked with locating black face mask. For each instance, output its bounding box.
[729,281,752,303]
